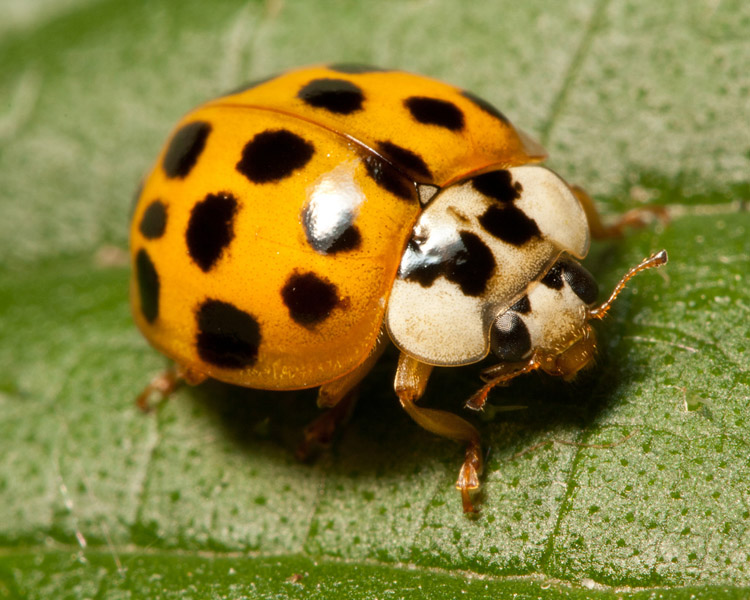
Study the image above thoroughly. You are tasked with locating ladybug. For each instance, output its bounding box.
[130,64,667,513]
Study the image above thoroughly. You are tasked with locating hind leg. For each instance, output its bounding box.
[136,364,207,412]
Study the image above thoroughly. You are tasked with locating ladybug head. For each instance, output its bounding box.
[473,249,668,408]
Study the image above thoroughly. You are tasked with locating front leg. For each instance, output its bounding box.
[465,357,541,412]
[394,353,483,514]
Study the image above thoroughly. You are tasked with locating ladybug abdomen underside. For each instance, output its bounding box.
[130,106,420,389]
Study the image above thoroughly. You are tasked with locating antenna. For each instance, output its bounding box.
[588,250,668,320]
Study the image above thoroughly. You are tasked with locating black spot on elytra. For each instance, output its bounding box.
[196,299,261,369]
[186,192,238,272]
[479,204,541,247]
[561,259,599,304]
[302,200,361,254]
[139,200,167,239]
[163,121,211,179]
[237,129,314,184]
[364,155,417,201]
[541,262,564,290]
[328,64,390,74]
[224,74,277,96]
[377,141,432,181]
[460,90,510,125]
[281,272,340,326]
[510,294,531,314]
[135,249,159,323]
[490,312,531,362]
[298,78,365,114]
[400,230,495,297]
[404,96,465,131]
[326,226,361,253]
[472,170,522,203]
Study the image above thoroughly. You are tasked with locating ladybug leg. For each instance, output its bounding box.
[465,358,541,412]
[316,330,389,409]
[571,185,669,239]
[135,364,207,412]
[297,331,389,459]
[394,353,483,514]
[296,388,359,461]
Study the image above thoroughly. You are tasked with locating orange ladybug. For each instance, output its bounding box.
[130,64,666,513]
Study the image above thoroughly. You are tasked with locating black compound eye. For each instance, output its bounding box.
[561,259,599,305]
[490,312,532,362]
[540,262,564,290]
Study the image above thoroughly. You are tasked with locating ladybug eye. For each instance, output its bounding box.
[490,311,532,362]
[560,259,599,305]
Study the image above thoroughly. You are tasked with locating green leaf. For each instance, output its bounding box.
[1,0,748,597]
